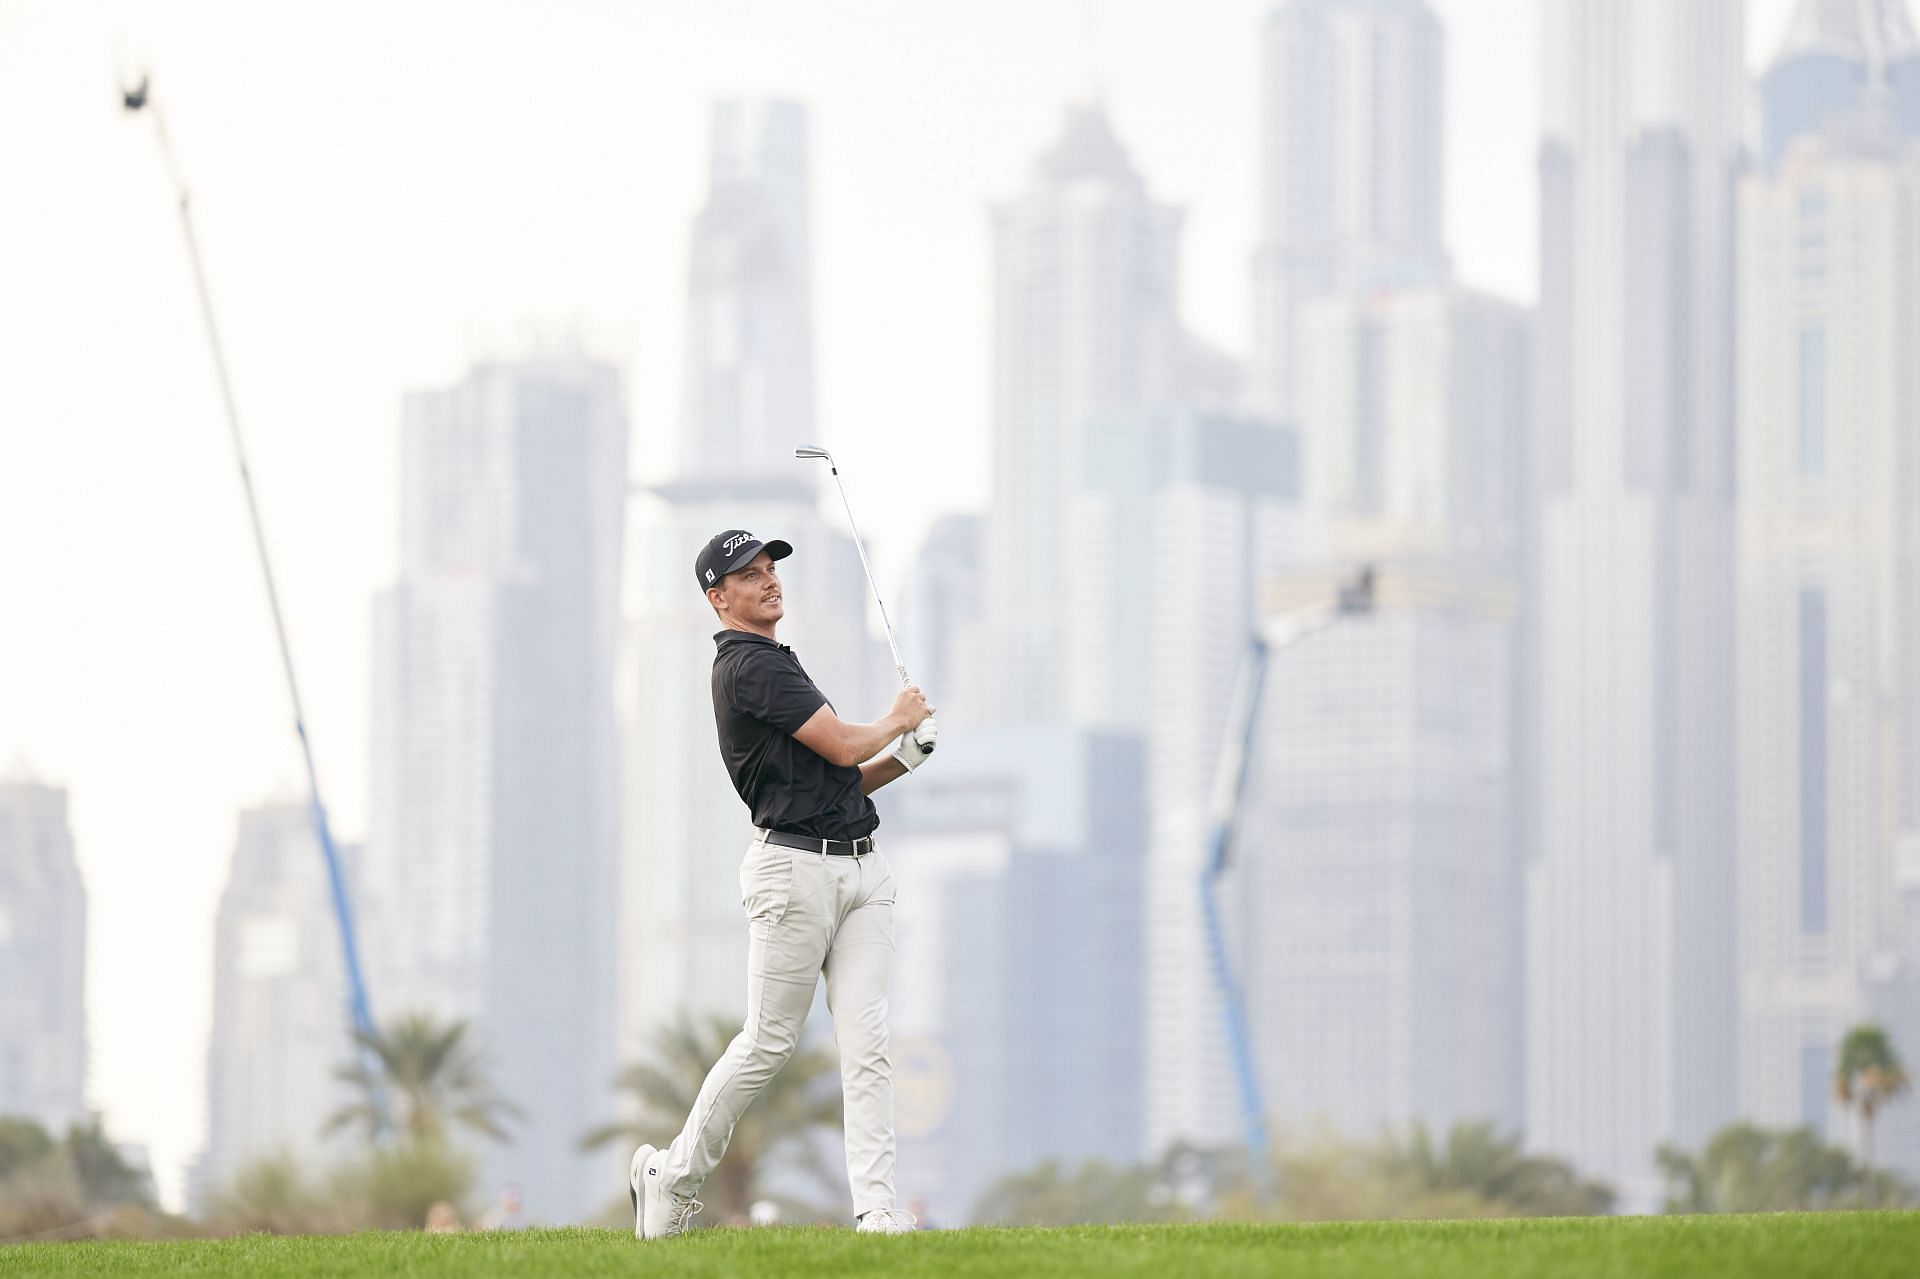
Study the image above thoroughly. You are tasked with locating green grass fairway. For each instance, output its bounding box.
[3,1214,1914,1278]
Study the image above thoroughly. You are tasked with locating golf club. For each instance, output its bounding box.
[796,446,937,756]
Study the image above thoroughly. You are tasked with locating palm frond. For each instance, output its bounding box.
[326,1010,521,1148]
[584,1009,848,1207]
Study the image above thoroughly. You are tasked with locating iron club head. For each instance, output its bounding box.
[795,446,833,462]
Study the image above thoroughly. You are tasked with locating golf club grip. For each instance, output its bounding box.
[892,665,937,755]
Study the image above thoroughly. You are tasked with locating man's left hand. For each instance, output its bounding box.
[891,721,936,773]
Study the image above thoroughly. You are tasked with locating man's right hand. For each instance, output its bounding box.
[889,685,933,732]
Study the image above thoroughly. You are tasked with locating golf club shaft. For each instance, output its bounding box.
[821,463,910,686]
[798,448,934,751]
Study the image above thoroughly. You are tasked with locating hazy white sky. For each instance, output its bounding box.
[0,0,1803,1207]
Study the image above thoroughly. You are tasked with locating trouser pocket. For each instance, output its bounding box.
[740,843,797,924]
[866,848,898,908]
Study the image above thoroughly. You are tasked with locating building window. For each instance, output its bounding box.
[1799,587,1828,935]
[1797,327,1827,477]
[1800,1041,1829,1137]
[1353,321,1385,515]
[1797,187,1827,281]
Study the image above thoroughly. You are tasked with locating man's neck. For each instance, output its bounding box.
[722,616,779,642]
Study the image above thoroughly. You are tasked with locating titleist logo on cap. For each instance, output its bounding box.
[696,529,790,595]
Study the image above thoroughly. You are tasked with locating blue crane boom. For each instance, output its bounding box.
[1199,566,1374,1202]
[122,77,380,1059]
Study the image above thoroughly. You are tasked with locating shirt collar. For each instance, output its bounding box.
[714,629,788,653]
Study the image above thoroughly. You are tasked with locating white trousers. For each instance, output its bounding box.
[659,833,899,1216]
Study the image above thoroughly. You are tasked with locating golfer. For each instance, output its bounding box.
[630,529,933,1238]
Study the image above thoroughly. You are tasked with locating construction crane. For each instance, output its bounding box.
[120,75,380,1067]
[1201,565,1374,1201]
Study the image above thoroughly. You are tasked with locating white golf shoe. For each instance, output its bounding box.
[629,1143,703,1239]
[856,1207,918,1234]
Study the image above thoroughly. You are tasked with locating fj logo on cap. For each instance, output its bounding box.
[723,532,754,554]
[705,569,716,583]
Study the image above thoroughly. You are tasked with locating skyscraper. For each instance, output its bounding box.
[1251,0,1449,420]
[677,100,815,478]
[1298,289,1529,565]
[1137,413,1308,1153]
[367,356,628,1219]
[893,513,986,732]
[1241,566,1522,1139]
[1224,287,1529,1142]
[621,100,880,1063]
[1210,0,1532,1150]
[190,804,354,1210]
[1529,0,1744,1204]
[986,104,1183,725]
[0,781,86,1131]
[1759,0,1920,165]
[1737,5,1920,1163]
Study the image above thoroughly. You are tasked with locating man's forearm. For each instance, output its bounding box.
[793,703,922,769]
[858,756,908,795]
[840,712,909,767]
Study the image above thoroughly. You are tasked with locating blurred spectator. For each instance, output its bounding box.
[475,1184,525,1231]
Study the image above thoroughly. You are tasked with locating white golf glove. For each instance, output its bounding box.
[891,719,937,772]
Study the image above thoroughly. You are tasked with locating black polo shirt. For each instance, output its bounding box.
[711,630,879,842]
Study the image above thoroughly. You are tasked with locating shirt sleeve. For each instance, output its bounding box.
[728,650,829,735]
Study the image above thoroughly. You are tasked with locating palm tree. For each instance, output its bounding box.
[0,1116,54,1181]
[326,1012,522,1147]
[1655,1121,1913,1213]
[1388,1120,1614,1216]
[581,1011,844,1219]
[1834,1023,1911,1169]
[208,1153,333,1234]
[62,1114,156,1207]
[973,1157,1174,1226]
